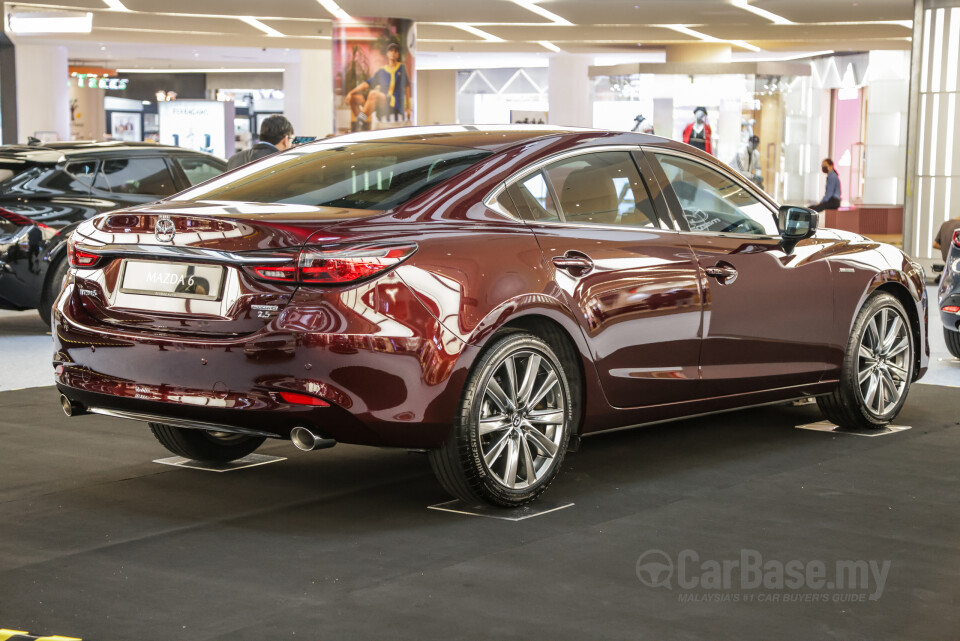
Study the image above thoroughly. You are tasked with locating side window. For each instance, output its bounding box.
[44,160,99,191]
[543,152,659,228]
[176,156,225,186]
[94,158,177,196]
[653,154,778,235]
[505,171,560,222]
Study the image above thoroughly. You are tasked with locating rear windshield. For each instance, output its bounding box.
[173,142,491,210]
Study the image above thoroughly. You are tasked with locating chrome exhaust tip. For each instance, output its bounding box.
[290,426,336,451]
[60,394,85,417]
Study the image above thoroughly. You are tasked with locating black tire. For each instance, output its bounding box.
[429,331,577,507]
[149,423,265,462]
[945,327,960,359]
[38,256,69,328]
[817,292,914,430]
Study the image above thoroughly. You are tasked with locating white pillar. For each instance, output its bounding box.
[417,69,456,125]
[863,50,910,206]
[547,54,592,128]
[904,0,960,263]
[15,44,69,143]
[284,48,333,138]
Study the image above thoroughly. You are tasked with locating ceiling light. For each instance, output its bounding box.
[316,0,352,21]
[239,17,284,37]
[731,0,793,25]
[730,39,761,52]
[746,49,834,62]
[118,68,285,73]
[447,23,504,42]
[663,25,724,42]
[7,9,93,33]
[102,0,130,10]
[510,0,572,26]
[538,40,562,52]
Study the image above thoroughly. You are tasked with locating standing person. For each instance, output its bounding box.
[346,43,412,131]
[810,158,842,212]
[731,135,762,187]
[683,107,712,155]
[933,215,960,262]
[226,115,294,170]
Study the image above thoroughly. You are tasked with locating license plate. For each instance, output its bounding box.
[120,260,224,301]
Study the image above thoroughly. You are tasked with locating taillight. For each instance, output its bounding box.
[299,244,416,284]
[0,207,51,229]
[944,305,960,314]
[953,230,960,248]
[67,235,102,268]
[249,243,416,285]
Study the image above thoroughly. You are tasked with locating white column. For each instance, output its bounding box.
[547,54,592,128]
[904,0,960,262]
[15,43,69,143]
[284,48,333,138]
[863,51,910,205]
[417,69,456,125]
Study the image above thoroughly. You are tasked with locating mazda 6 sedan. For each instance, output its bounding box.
[54,126,929,506]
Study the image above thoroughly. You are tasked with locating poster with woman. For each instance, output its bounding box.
[333,17,416,134]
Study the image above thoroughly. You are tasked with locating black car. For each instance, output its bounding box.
[938,229,960,357]
[0,141,226,323]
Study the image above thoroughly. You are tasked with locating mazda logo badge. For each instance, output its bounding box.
[155,217,175,243]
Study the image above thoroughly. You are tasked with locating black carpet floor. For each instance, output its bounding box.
[0,385,957,640]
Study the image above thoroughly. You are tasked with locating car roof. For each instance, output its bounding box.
[314,125,666,152]
[0,141,222,164]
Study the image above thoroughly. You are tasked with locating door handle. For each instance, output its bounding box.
[704,264,738,283]
[552,254,594,274]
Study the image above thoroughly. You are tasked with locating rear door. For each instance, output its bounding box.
[500,147,703,408]
[645,148,835,397]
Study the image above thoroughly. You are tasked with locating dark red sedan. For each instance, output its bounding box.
[54,126,929,506]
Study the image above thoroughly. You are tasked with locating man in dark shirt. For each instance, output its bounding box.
[810,158,842,212]
[226,115,294,170]
[933,216,960,262]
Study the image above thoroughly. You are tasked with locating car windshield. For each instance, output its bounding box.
[173,142,491,210]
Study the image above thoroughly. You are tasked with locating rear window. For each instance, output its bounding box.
[173,142,491,210]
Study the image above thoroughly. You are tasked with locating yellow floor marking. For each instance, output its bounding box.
[0,631,30,641]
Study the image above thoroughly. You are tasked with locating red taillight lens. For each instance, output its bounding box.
[278,391,330,407]
[943,305,960,313]
[298,244,416,284]
[249,243,416,285]
[953,230,960,248]
[67,235,101,268]
[0,207,51,229]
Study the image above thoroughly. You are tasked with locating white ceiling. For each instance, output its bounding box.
[4,0,914,69]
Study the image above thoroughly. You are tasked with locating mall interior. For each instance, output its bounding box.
[0,1,958,640]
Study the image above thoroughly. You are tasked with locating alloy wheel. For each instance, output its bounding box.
[477,349,567,490]
[857,306,911,417]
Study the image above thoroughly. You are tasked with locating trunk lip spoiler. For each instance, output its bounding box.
[72,243,295,265]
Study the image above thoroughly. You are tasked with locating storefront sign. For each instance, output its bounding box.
[73,73,129,90]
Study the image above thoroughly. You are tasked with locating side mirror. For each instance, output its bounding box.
[778,205,818,252]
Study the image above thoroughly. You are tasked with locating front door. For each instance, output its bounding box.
[646,149,836,397]
[503,149,703,408]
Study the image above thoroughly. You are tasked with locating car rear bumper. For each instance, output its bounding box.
[53,281,472,448]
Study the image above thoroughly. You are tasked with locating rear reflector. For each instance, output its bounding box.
[954,230,960,248]
[943,305,960,313]
[278,391,330,407]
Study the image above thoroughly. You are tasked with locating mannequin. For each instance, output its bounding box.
[631,114,654,134]
[683,106,712,155]
[731,135,763,187]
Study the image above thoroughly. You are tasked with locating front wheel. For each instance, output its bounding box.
[429,332,576,507]
[817,292,914,430]
[944,327,960,359]
[149,423,265,462]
